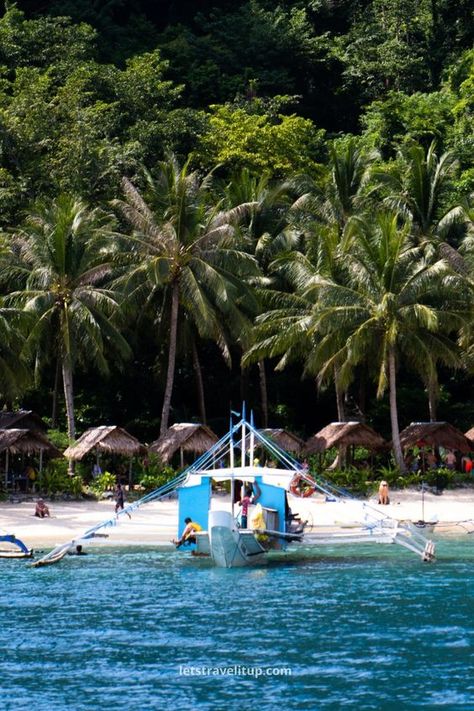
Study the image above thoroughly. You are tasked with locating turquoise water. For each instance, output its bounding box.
[1,540,474,711]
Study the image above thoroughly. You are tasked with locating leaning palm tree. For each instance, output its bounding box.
[114,156,260,435]
[7,195,131,445]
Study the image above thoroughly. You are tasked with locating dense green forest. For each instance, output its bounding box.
[0,0,473,466]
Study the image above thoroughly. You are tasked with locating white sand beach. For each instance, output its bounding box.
[1,487,473,551]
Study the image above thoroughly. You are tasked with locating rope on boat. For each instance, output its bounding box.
[30,416,436,566]
[30,420,248,568]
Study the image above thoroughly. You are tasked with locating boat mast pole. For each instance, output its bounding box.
[241,405,246,506]
[230,414,235,518]
[250,411,255,469]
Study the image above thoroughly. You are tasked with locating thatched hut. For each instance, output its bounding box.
[399,422,472,454]
[305,422,387,454]
[149,423,219,466]
[0,410,48,432]
[64,426,145,460]
[260,429,305,454]
[64,426,146,485]
[0,428,61,488]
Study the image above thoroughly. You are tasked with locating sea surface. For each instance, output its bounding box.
[1,538,474,711]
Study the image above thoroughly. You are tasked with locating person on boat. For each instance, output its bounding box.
[378,480,390,505]
[238,488,253,529]
[238,482,261,528]
[173,517,203,547]
[34,499,50,518]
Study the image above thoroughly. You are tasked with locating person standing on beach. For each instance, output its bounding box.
[114,482,131,518]
[378,481,390,505]
[445,450,456,470]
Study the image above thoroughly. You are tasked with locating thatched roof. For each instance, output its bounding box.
[399,422,472,454]
[64,426,146,460]
[305,422,387,454]
[0,410,47,431]
[0,429,61,456]
[260,429,305,454]
[149,423,219,463]
[465,427,474,445]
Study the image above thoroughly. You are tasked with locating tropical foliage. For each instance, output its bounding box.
[0,2,472,469]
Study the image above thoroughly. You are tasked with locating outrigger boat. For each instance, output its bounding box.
[31,411,435,568]
[173,412,436,567]
[0,533,33,559]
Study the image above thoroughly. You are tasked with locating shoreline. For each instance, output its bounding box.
[1,487,473,550]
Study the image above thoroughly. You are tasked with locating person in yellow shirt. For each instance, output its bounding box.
[173,517,202,547]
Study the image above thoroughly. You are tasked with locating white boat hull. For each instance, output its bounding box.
[207,510,267,567]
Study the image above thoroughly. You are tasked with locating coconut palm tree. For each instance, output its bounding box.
[6,195,131,445]
[224,168,299,426]
[114,156,260,435]
[246,211,473,471]
[381,142,468,256]
[377,141,473,417]
[0,304,31,403]
[290,138,380,420]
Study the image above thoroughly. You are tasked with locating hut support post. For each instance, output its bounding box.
[4,450,8,489]
[39,450,43,473]
[128,458,132,489]
[180,447,184,470]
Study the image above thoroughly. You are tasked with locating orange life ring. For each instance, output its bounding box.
[290,474,316,498]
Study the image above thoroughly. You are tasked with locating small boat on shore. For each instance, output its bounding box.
[0,533,33,559]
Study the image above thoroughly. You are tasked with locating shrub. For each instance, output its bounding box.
[89,471,117,498]
[136,454,176,492]
[38,458,84,497]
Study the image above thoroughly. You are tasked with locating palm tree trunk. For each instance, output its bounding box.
[258,360,268,428]
[160,282,179,436]
[51,357,61,428]
[428,378,438,422]
[192,338,206,425]
[62,355,76,475]
[62,357,75,442]
[334,367,347,468]
[334,367,346,422]
[389,347,405,472]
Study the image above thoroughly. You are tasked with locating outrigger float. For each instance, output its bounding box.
[31,411,435,568]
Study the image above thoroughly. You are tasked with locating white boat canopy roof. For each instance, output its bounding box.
[183,466,297,489]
